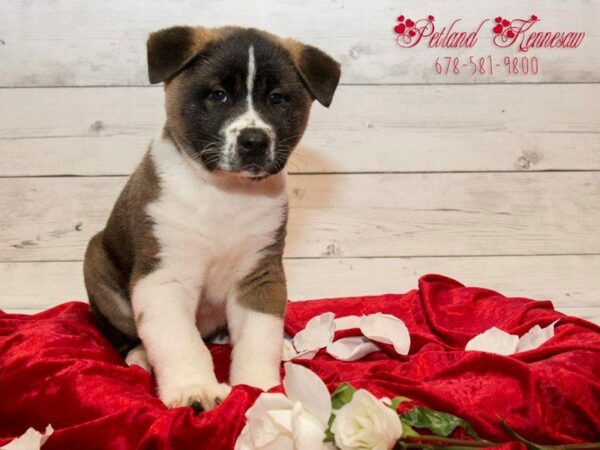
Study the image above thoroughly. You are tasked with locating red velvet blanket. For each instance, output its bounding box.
[0,275,598,449]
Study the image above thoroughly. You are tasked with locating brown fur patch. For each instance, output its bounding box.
[235,213,288,317]
[147,26,216,84]
[278,37,341,107]
[83,148,162,352]
[147,26,245,84]
[103,150,162,286]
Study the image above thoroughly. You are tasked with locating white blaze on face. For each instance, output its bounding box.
[246,45,257,107]
[221,45,276,172]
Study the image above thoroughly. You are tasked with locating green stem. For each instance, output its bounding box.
[403,435,494,447]
[501,419,600,450]
[397,444,488,450]
[397,442,600,450]
[549,445,600,450]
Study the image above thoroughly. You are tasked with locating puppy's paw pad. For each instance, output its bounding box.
[190,401,204,414]
[162,383,232,411]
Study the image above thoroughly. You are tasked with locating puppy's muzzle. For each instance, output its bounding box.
[236,127,272,172]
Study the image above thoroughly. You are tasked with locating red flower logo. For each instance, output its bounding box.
[491,15,539,48]
[394,23,406,34]
[493,16,511,34]
[493,14,538,37]
[394,13,434,35]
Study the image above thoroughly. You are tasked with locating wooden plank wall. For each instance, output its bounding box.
[0,0,598,323]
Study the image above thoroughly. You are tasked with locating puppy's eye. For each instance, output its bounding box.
[209,89,228,103]
[269,92,284,105]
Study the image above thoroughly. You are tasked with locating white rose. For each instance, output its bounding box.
[235,363,335,450]
[331,390,402,450]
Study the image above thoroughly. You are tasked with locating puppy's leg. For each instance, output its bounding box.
[132,270,230,411]
[228,262,287,390]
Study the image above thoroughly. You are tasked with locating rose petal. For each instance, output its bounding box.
[234,424,253,450]
[326,336,380,361]
[246,393,295,418]
[283,362,332,425]
[238,409,295,450]
[465,327,519,355]
[294,349,318,360]
[332,390,402,449]
[334,315,362,331]
[360,313,411,355]
[2,425,53,450]
[245,393,295,447]
[291,403,335,450]
[293,312,335,353]
[517,320,559,353]
[282,340,318,361]
[282,339,297,361]
[266,409,294,433]
[258,434,295,450]
[288,350,318,361]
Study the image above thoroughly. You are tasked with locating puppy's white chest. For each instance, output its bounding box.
[147,138,287,305]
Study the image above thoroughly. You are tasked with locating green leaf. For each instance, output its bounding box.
[389,396,411,411]
[331,382,356,410]
[401,421,421,438]
[400,406,480,440]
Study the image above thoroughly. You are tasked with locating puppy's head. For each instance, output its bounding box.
[147,26,341,178]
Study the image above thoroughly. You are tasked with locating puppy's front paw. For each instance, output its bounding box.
[161,382,232,412]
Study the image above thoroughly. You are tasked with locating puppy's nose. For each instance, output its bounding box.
[237,128,270,154]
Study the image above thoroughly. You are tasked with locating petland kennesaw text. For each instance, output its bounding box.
[394,15,585,52]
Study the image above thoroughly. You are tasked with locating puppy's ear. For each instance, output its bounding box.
[147,26,214,84]
[284,40,341,107]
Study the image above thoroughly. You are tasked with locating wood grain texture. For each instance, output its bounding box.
[0,0,597,86]
[1,84,598,176]
[1,172,599,262]
[0,1,598,327]
[1,256,598,324]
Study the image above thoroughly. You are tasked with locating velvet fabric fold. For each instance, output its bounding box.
[1,274,598,449]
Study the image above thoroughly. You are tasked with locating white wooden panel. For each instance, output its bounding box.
[1,257,598,324]
[0,85,598,175]
[2,85,596,138]
[3,132,600,177]
[1,172,598,261]
[0,0,597,86]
